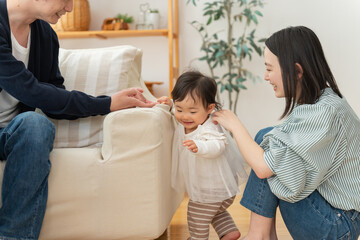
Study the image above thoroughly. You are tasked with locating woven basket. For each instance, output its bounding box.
[53,0,90,31]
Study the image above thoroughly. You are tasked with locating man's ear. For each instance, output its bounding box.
[295,63,303,79]
[207,103,215,114]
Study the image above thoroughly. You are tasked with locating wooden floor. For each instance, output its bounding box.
[159,195,292,240]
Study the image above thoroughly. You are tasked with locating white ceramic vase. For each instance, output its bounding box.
[147,12,160,29]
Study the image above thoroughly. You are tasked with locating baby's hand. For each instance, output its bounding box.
[157,96,173,107]
[183,140,198,153]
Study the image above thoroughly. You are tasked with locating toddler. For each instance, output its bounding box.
[158,71,247,240]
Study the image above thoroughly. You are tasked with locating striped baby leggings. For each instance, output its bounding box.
[187,196,238,240]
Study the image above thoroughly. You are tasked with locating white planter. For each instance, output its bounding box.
[146,12,160,29]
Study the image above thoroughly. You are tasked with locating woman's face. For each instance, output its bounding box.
[264,47,285,98]
[36,0,73,24]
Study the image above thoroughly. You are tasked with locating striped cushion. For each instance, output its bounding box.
[49,45,143,148]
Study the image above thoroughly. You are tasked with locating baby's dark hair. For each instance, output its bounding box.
[171,71,222,110]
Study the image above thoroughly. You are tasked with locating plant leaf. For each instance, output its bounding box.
[250,41,262,56]
[238,83,247,90]
[220,84,226,93]
[236,77,246,83]
[206,16,213,25]
[187,0,197,6]
[258,38,267,42]
[254,10,263,17]
[250,29,255,38]
[212,61,219,68]
[225,83,232,93]
[231,84,240,92]
[215,50,225,58]
[204,10,213,16]
[243,45,249,55]
[252,14,258,24]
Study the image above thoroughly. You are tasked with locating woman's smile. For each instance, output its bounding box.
[271,83,277,91]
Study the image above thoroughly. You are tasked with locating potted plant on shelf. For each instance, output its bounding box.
[188,0,265,115]
[116,13,134,30]
[147,9,160,29]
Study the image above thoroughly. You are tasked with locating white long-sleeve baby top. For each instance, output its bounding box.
[171,115,248,203]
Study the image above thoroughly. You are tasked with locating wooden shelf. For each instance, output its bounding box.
[145,81,163,96]
[56,29,172,39]
[56,0,179,96]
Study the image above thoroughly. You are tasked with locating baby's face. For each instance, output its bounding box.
[174,94,213,134]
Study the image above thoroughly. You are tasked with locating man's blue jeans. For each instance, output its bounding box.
[0,112,55,240]
[240,127,360,240]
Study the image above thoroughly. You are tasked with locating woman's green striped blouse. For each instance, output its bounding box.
[261,88,360,211]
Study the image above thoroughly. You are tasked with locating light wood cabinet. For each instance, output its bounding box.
[56,0,179,96]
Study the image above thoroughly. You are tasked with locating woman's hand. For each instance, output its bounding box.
[110,88,156,111]
[213,109,273,179]
[212,109,241,133]
[183,140,198,153]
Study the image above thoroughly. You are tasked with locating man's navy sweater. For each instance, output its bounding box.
[0,0,111,120]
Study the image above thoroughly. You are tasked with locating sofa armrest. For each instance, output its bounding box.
[101,104,173,162]
[98,104,183,238]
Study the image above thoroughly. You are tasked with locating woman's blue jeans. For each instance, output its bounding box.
[240,127,360,240]
[0,112,55,240]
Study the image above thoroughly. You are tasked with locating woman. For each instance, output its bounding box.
[213,26,360,240]
[0,0,154,239]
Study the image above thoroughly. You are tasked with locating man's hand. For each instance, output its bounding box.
[183,140,198,153]
[110,88,156,111]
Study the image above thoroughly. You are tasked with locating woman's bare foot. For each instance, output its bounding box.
[240,212,278,240]
[221,230,241,240]
[240,235,278,240]
[240,230,278,240]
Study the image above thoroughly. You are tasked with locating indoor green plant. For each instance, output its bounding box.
[147,9,160,29]
[116,13,134,24]
[115,13,134,30]
[149,9,159,13]
[188,0,265,114]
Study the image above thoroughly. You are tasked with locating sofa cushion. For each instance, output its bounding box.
[49,45,144,148]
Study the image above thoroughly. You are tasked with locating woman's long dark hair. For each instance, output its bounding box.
[171,71,222,110]
[265,26,342,118]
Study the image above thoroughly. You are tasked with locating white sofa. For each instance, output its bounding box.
[1,45,184,240]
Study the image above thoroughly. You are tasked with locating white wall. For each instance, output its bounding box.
[59,0,360,137]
